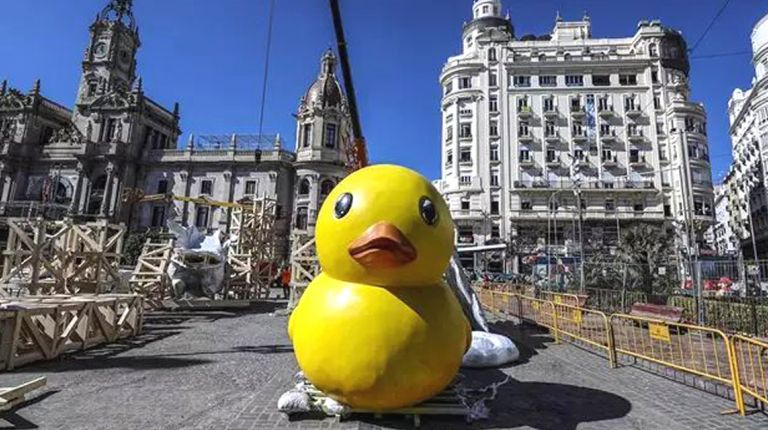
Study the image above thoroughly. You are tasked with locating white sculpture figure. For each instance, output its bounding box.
[166,220,232,298]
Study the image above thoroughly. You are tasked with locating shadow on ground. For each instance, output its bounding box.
[10,308,286,373]
[0,390,58,430]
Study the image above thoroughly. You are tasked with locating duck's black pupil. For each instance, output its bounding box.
[420,197,438,225]
[334,193,353,218]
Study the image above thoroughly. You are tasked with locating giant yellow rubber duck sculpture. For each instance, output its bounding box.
[289,164,471,410]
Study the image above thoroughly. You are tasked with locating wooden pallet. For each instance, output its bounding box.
[129,239,174,308]
[0,377,47,411]
[300,385,471,427]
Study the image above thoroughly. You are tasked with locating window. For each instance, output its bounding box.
[630,149,640,163]
[157,179,168,194]
[459,77,471,89]
[628,123,640,137]
[490,146,499,161]
[490,200,500,215]
[518,121,530,136]
[602,149,613,161]
[298,179,310,196]
[491,225,500,239]
[513,76,531,87]
[460,123,472,138]
[88,82,98,97]
[489,96,498,112]
[605,199,615,212]
[200,179,213,195]
[571,97,582,110]
[600,124,612,137]
[546,149,557,163]
[460,149,472,163]
[539,75,557,87]
[619,74,638,85]
[654,95,661,110]
[521,200,532,210]
[324,123,338,148]
[649,43,658,57]
[295,207,308,230]
[460,176,471,185]
[592,75,610,86]
[151,206,165,228]
[245,180,257,195]
[195,206,210,229]
[565,75,584,87]
[491,174,499,187]
[624,96,638,111]
[446,150,453,165]
[519,149,530,162]
[461,200,470,210]
[572,121,585,137]
[543,96,555,112]
[490,121,499,137]
[446,126,453,141]
[105,118,118,141]
[444,82,453,95]
[633,202,644,212]
[574,149,585,160]
[488,48,497,61]
[664,204,672,217]
[302,124,312,147]
[545,121,556,137]
[320,180,334,197]
[597,96,610,111]
[482,5,489,13]
[651,71,659,84]
[489,71,498,87]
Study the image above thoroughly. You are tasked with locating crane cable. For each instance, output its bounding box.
[257,0,277,145]
[689,0,732,54]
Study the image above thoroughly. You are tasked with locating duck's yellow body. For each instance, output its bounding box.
[287,165,470,410]
[289,274,470,410]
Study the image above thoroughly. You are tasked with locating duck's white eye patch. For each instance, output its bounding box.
[335,193,353,219]
[419,197,438,226]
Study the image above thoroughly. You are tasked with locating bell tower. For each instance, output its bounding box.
[75,0,140,107]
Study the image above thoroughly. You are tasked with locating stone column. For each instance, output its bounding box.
[100,163,115,217]
[69,162,85,215]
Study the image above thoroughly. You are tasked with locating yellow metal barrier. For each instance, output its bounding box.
[731,335,768,412]
[553,303,615,367]
[515,295,559,343]
[540,291,584,307]
[609,314,745,415]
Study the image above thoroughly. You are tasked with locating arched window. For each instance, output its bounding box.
[320,180,335,197]
[649,43,658,57]
[298,178,310,196]
[87,174,108,214]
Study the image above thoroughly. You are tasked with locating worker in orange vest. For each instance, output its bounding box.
[280,265,292,299]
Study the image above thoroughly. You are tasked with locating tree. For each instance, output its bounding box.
[616,223,675,296]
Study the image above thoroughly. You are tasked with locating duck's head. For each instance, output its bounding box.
[316,165,455,287]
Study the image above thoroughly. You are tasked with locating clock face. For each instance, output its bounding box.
[94,42,108,58]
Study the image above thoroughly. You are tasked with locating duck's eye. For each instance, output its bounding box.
[334,193,353,219]
[419,197,438,226]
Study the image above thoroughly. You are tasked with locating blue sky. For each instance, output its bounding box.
[0,0,765,182]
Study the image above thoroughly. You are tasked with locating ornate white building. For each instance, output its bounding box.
[0,0,351,260]
[435,0,715,271]
[722,12,768,260]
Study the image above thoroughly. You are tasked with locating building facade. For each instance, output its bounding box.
[435,0,715,271]
[705,185,738,256]
[0,0,351,260]
[722,12,768,261]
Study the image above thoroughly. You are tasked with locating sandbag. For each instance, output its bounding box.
[462,331,519,368]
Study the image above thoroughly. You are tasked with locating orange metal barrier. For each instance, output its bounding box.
[609,314,744,415]
[731,335,768,412]
[553,303,615,367]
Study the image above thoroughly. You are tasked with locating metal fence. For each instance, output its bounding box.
[731,335,768,409]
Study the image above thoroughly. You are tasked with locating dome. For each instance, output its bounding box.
[302,50,344,110]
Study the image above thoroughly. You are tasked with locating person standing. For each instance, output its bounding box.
[280,265,292,299]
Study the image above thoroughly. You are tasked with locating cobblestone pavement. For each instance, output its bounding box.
[0,303,766,430]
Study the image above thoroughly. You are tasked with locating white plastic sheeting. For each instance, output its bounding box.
[462,331,520,368]
[166,221,232,298]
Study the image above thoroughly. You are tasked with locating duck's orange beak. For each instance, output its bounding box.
[348,222,417,269]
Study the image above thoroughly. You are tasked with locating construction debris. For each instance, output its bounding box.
[0,377,47,411]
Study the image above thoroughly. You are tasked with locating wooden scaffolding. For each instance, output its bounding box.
[288,232,319,310]
[0,218,125,296]
[128,238,175,308]
[225,197,279,300]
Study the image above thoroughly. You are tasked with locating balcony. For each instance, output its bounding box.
[570,105,585,117]
[517,105,533,118]
[600,130,618,143]
[512,179,656,192]
[598,105,615,117]
[602,155,619,167]
[572,131,588,143]
[574,156,591,167]
[546,156,562,167]
[519,157,535,167]
[628,131,646,143]
[543,107,559,118]
[629,155,650,168]
[625,105,643,117]
[518,131,534,143]
[544,132,561,143]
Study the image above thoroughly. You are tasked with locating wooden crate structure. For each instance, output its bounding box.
[128,238,174,308]
[288,232,320,310]
[0,294,143,370]
[0,218,125,296]
[226,198,279,299]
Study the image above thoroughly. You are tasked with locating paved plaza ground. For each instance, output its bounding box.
[0,302,766,430]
